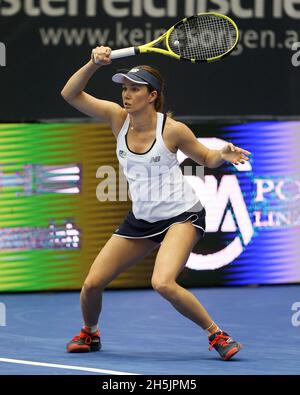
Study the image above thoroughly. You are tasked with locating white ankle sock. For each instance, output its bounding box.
[205,322,221,336]
[84,324,98,333]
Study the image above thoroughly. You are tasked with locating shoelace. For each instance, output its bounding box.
[209,332,231,350]
[72,331,93,345]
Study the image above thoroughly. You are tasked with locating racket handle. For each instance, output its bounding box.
[111,47,138,60]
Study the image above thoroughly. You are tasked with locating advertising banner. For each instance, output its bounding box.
[0,0,300,119]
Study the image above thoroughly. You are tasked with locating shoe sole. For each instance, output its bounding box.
[67,343,101,353]
[67,347,100,353]
[223,344,242,361]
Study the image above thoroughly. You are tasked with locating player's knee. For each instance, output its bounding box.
[82,278,104,293]
[151,277,175,298]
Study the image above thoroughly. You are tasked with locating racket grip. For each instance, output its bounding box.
[111,47,138,60]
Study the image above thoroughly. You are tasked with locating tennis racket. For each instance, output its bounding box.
[107,12,239,63]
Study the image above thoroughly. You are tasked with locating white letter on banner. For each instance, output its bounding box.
[144,0,165,17]
[0,43,6,67]
[41,0,66,16]
[231,0,253,18]
[285,0,300,18]
[184,0,195,15]
[166,0,177,17]
[86,0,97,16]
[67,0,97,16]
[254,179,274,202]
[209,0,229,15]
[292,42,300,66]
[24,0,41,16]
[103,0,130,17]
[0,0,21,16]
[132,0,142,17]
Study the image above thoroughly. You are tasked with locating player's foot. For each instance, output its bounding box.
[66,328,101,353]
[208,331,242,360]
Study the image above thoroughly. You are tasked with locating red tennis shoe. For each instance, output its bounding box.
[208,331,242,360]
[66,328,101,353]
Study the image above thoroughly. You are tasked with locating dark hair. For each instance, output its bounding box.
[137,65,165,112]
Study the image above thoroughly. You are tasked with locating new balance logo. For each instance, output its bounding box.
[119,150,127,158]
[150,156,161,163]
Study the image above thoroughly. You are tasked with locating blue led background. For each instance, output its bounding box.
[181,121,300,286]
[222,121,300,285]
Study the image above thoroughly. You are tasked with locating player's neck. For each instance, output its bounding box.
[129,109,157,133]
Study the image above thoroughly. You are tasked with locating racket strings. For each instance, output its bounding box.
[168,15,237,61]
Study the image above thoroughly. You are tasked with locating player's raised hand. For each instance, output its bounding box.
[91,46,112,66]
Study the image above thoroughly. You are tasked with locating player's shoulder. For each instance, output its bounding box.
[162,116,191,153]
[164,116,190,138]
[111,107,128,138]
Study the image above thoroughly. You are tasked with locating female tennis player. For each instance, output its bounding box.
[61,46,250,361]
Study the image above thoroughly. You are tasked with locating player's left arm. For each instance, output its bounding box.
[174,122,251,168]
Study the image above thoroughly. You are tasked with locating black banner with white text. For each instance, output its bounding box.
[0,0,299,119]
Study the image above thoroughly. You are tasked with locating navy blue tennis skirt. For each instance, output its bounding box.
[113,208,206,244]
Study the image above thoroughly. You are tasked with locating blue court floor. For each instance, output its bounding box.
[0,285,300,375]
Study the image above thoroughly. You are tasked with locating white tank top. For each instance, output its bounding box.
[116,112,201,222]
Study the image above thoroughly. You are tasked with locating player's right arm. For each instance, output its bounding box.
[61,46,126,137]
